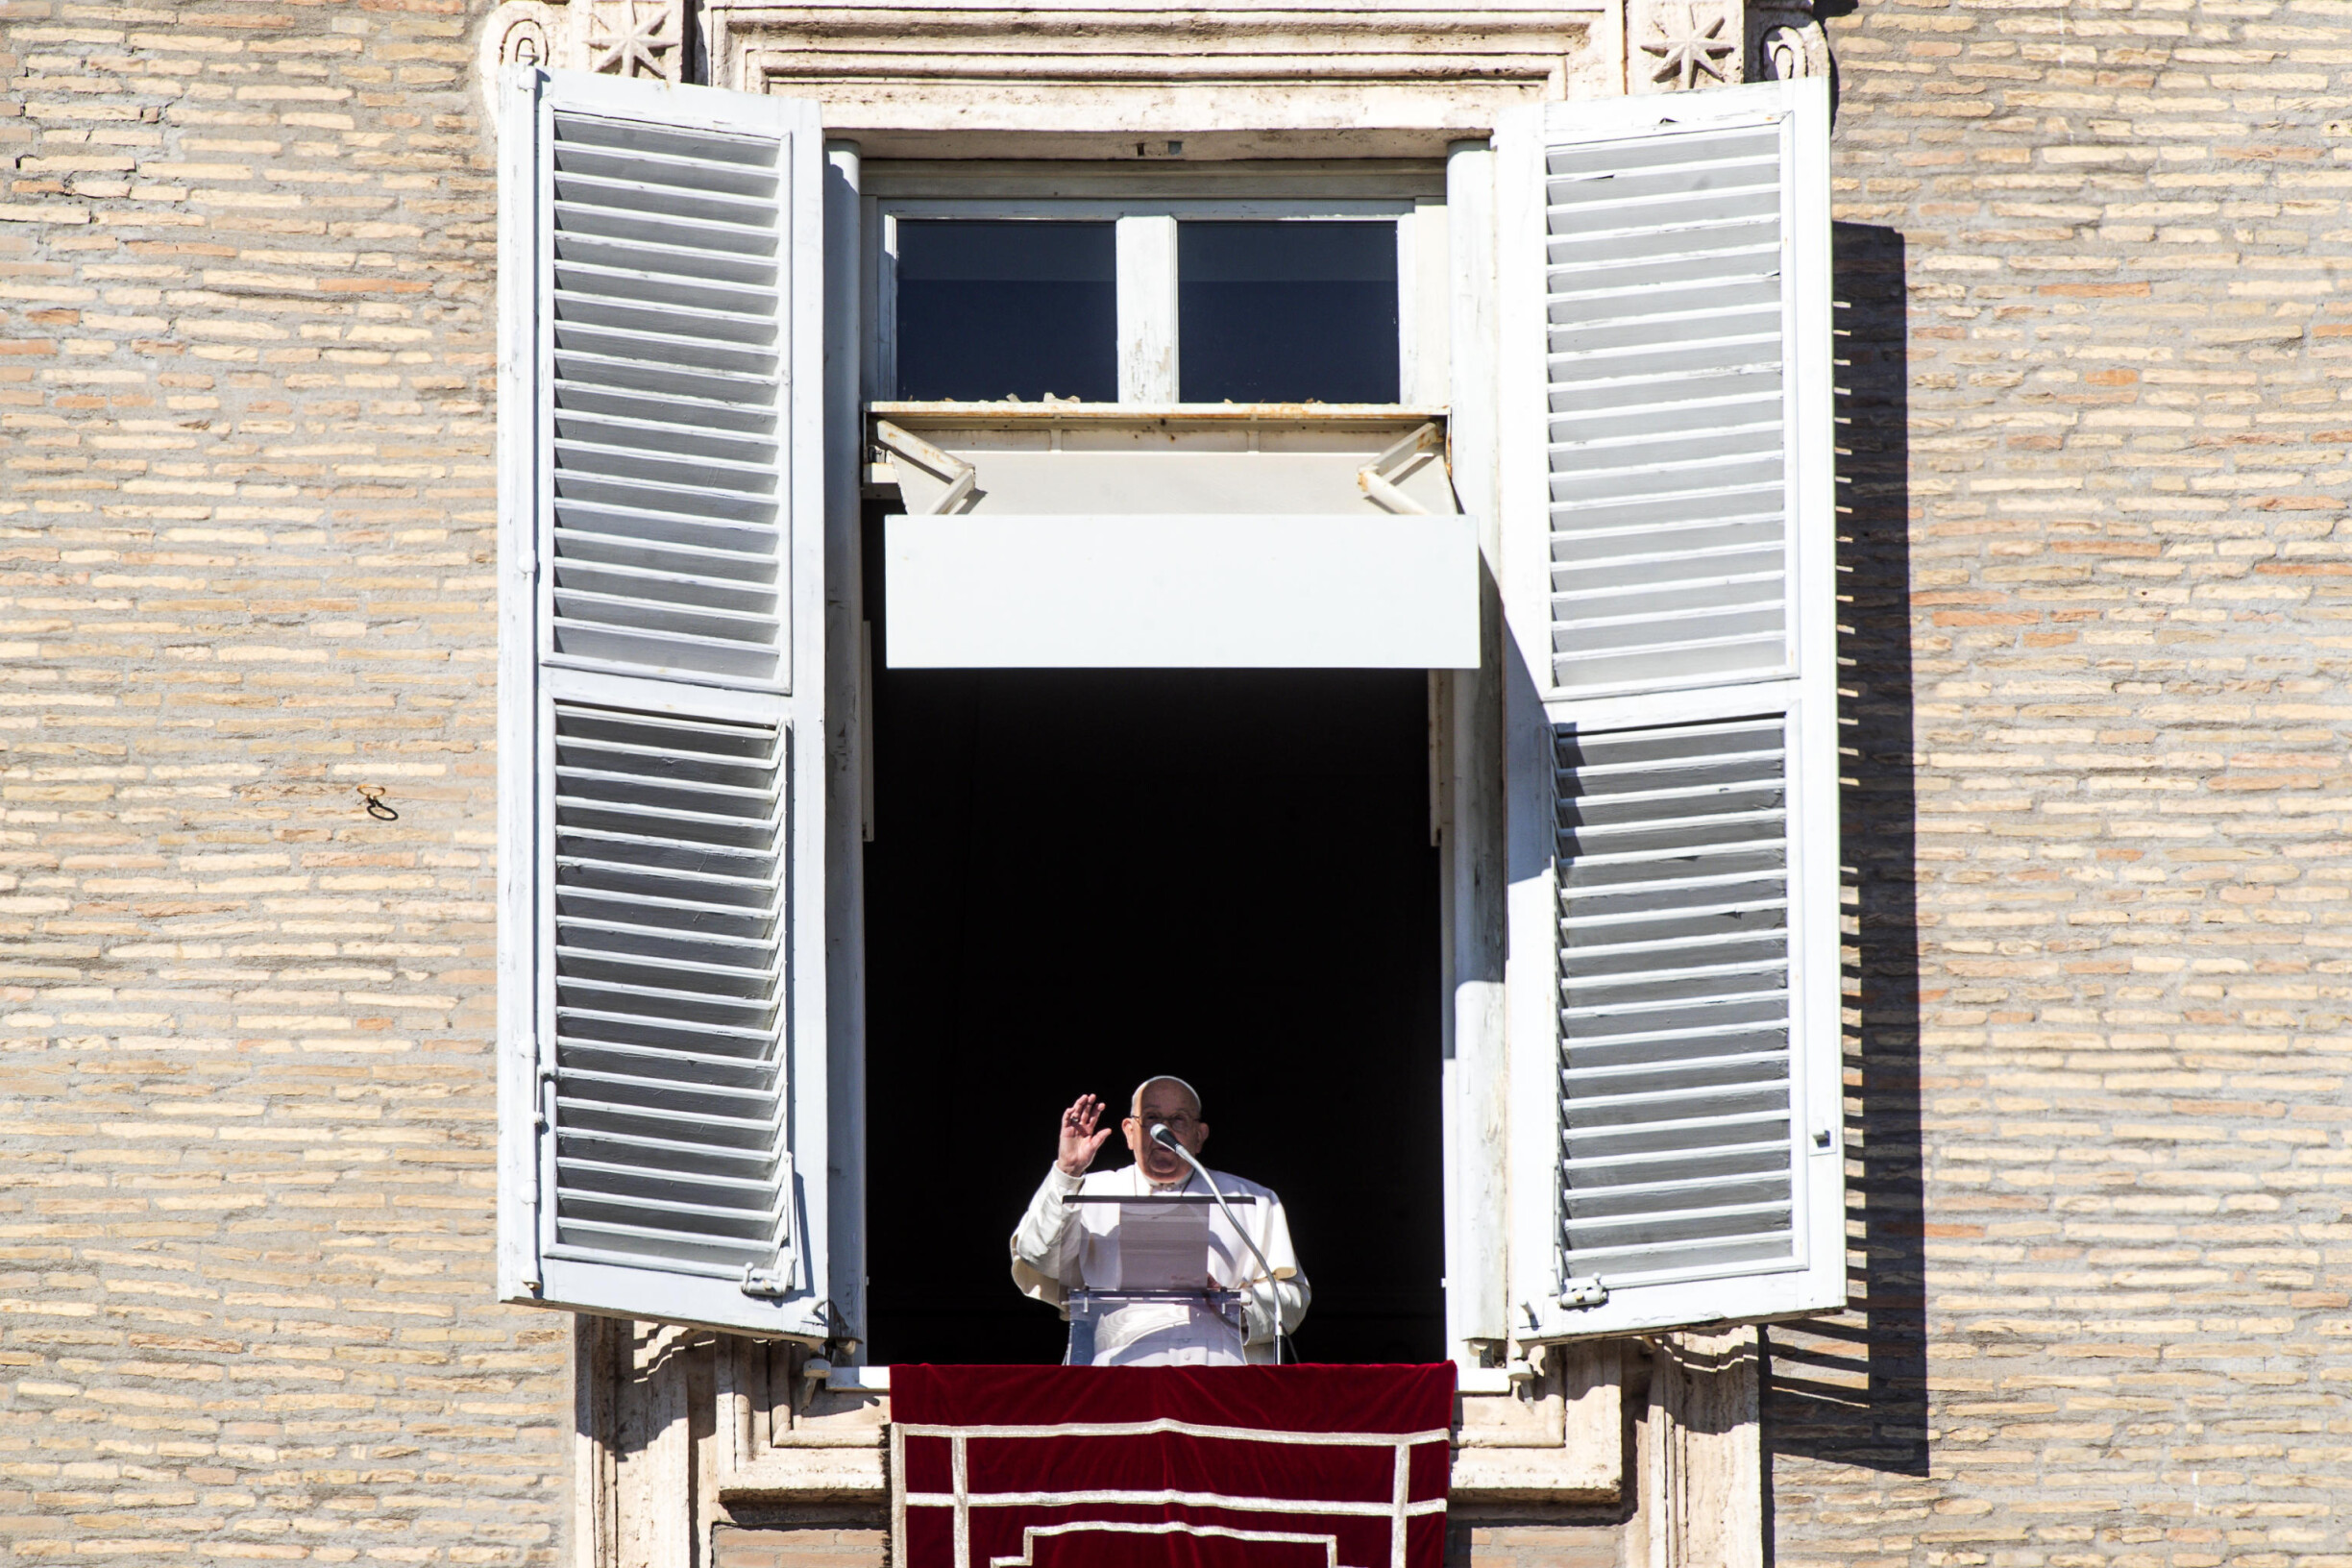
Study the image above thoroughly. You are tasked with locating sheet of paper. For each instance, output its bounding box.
[1114,1203,1214,1291]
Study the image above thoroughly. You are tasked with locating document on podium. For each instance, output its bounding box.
[1111,1200,1213,1291]
[1059,1195,1251,1365]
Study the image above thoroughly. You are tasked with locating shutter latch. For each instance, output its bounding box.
[1558,1277,1608,1310]
[740,1263,793,1300]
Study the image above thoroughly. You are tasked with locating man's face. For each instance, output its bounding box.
[1123,1083,1209,1185]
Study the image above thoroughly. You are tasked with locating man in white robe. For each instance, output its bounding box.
[1011,1075,1310,1366]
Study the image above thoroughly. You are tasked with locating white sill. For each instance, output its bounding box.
[825,1363,892,1393]
[869,401,1447,427]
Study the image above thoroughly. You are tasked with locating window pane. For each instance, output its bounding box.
[1178,221,1400,404]
[894,221,1116,403]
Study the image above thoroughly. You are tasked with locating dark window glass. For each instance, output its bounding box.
[894,221,1116,402]
[1178,221,1400,404]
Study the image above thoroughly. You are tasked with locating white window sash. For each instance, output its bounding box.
[870,197,1420,404]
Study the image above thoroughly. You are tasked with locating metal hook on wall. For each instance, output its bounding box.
[357,787,399,821]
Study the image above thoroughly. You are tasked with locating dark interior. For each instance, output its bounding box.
[860,604,1446,1365]
[894,220,1118,402]
[1177,220,1400,404]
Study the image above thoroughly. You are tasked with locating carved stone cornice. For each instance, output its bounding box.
[704,2,1611,145]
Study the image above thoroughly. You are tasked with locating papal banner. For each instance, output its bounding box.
[891,1364,1456,1568]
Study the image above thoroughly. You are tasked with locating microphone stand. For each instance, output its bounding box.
[1151,1124,1287,1365]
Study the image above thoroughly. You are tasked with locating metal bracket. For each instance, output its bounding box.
[1558,1277,1608,1310]
[740,1262,793,1300]
[1356,420,1441,515]
[796,1355,831,1410]
[873,420,978,515]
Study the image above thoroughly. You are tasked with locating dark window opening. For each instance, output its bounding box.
[861,596,1445,1365]
[894,220,1117,403]
[1178,221,1401,404]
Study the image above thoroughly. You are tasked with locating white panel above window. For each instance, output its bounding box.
[1498,80,1843,1344]
[871,405,1474,670]
[885,511,1480,669]
[497,65,834,1340]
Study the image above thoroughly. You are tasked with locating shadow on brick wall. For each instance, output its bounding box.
[1760,223,1930,1488]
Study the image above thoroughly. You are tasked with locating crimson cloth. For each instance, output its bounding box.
[891,1364,1455,1568]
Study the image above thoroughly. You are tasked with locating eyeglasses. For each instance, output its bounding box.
[1131,1113,1198,1132]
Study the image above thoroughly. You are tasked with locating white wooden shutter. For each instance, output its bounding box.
[1497,79,1842,1341]
[495,66,833,1338]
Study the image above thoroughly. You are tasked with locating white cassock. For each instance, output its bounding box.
[1011,1163,1311,1366]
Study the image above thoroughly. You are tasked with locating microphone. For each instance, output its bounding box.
[1145,1122,1287,1364]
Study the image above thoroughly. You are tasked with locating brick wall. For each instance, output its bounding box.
[11,0,2349,1565]
[0,1,566,1563]
[1767,0,2352,1562]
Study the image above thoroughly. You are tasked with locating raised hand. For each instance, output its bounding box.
[1056,1093,1114,1177]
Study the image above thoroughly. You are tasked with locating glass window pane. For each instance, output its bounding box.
[894,221,1116,403]
[1178,221,1400,404]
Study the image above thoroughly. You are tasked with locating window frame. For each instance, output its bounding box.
[870,197,1432,405]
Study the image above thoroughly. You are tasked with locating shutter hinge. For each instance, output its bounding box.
[1558,1277,1608,1310]
[740,1263,793,1300]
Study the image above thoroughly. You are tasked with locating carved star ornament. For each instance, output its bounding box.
[1643,2,1738,90]
[588,0,681,79]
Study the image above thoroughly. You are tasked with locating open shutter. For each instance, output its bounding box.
[1498,79,1842,1340]
[496,66,833,1338]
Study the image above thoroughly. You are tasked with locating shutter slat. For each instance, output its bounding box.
[554,290,780,349]
[552,230,779,288]
[551,174,779,238]
[558,1014,777,1061]
[551,406,779,465]
[547,701,795,1275]
[551,440,777,496]
[1548,245,1781,297]
[1563,1047,1790,1087]
[552,355,778,410]
[555,258,778,317]
[551,109,783,169]
[551,321,781,380]
[558,1120,784,1167]
[1555,716,1800,1287]
[553,380,779,438]
[555,499,779,556]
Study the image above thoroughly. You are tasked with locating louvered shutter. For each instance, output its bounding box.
[495,66,834,1338]
[1496,79,1843,1341]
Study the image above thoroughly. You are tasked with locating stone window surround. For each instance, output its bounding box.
[483,0,1822,1553]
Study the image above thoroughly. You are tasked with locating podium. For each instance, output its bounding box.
[1061,1191,1258,1366]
